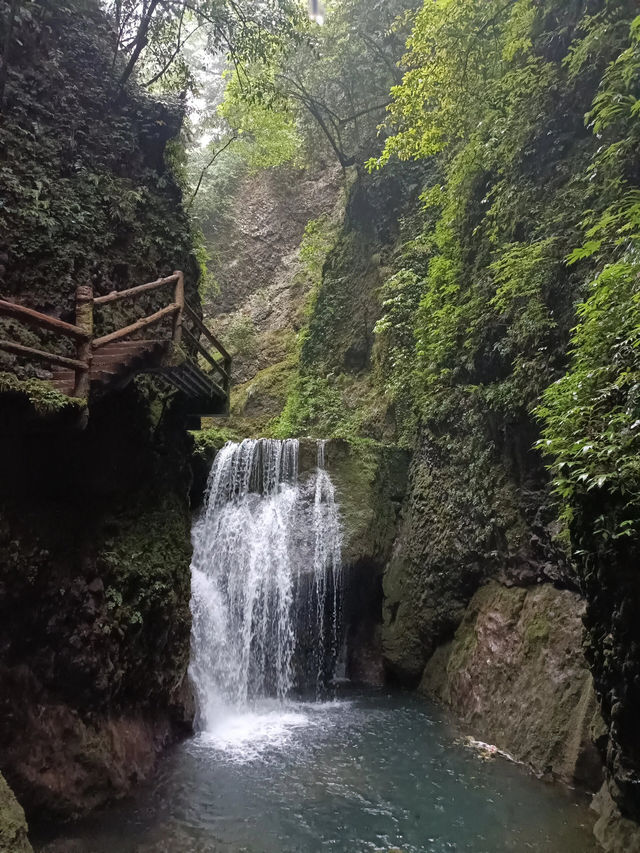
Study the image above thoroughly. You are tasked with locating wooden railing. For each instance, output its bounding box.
[0,287,92,397]
[0,271,231,401]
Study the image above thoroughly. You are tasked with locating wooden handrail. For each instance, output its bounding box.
[0,269,231,409]
[0,339,88,370]
[93,274,180,306]
[93,303,180,349]
[184,302,232,362]
[0,299,90,340]
[182,327,230,383]
[172,271,184,347]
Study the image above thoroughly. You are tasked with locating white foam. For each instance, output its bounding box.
[192,705,314,761]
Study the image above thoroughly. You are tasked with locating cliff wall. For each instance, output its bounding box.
[0,0,199,833]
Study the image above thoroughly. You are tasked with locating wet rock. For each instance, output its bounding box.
[0,387,194,821]
[206,164,344,388]
[420,581,604,789]
[592,782,640,853]
[39,841,85,853]
[0,772,32,853]
[298,438,409,568]
[381,419,573,684]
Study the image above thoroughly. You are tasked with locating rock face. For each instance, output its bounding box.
[298,439,410,568]
[302,439,410,684]
[420,581,603,789]
[381,419,570,684]
[204,164,344,399]
[0,385,194,820]
[592,782,640,853]
[0,0,200,827]
[574,497,640,826]
[0,773,32,853]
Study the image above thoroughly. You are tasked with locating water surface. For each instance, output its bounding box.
[39,690,598,853]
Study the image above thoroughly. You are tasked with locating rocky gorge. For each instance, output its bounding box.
[1,0,640,851]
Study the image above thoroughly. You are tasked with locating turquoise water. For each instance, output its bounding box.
[38,690,598,853]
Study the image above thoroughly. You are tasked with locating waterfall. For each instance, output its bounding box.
[189,439,342,731]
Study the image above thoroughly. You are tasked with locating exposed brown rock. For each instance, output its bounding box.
[420,580,604,790]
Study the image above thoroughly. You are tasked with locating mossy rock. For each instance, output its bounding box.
[420,581,604,790]
[298,438,409,566]
[0,774,32,853]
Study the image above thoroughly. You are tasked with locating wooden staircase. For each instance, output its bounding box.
[48,339,169,394]
[0,272,230,419]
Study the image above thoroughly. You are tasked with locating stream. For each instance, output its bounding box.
[37,439,598,852]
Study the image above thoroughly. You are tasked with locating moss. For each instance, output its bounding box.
[0,372,84,415]
[1,0,199,326]
[192,425,242,458]
[231,358,295,428]
[446,612,479,677]
[270,164,425,445]
[97,494,192,705]
[298,438,409,566]
[525,613,551,648]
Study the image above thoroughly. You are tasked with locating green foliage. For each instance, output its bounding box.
[538,262,640,538]
[209,0,420,170]
[105,0,304,95]
[370,0,546,168]
[537,12,640,542]
[282,0,420,165]
[193,228,220,300]
[273,371,360,440]
[366,0,640,558]
[0,0,198,313]
[0,372,84,414]
[373,268,422,437]
[369,0,633,426]
[98,495,191,684]
[219,69,302,170]
[225,314,258,358]
[299,215,338,286]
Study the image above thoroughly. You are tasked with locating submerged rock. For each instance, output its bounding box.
[420,580,604,790]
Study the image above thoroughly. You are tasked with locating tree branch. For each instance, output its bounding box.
[187,135,238,209]
[143,13,204,87]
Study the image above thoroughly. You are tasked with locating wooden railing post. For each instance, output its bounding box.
[172,270,184,346]
[224,356,232,397]
[74,283,93,398]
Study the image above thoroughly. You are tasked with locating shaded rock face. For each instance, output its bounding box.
[303,439,410,684]
[0,0,197,336]
[573,498,640,825]
[420,581,604,790]
[0,773,32,853]
[0,383,194,820]
[301,163,426,379]
[298,439,410,568]
[381,418,570,684]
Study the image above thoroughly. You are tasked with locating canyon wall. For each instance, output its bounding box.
[0,0,200,832]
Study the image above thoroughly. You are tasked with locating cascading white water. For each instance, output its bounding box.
[189,438,342,732]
